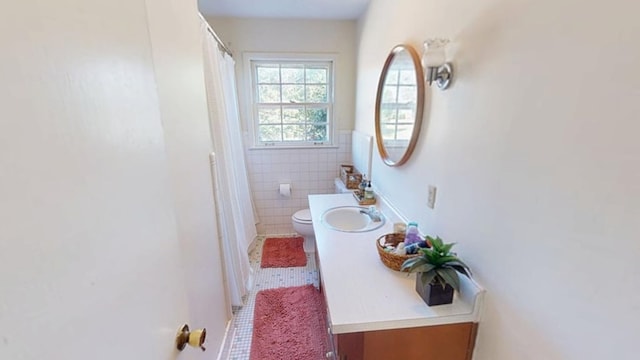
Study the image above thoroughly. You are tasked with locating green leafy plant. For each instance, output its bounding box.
[400,236,472,292]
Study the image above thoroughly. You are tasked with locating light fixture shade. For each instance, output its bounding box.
[422,38,449,67]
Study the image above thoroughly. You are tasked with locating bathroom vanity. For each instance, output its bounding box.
[309,194,485,360]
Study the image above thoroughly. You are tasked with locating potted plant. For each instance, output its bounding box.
[400,236,472,306]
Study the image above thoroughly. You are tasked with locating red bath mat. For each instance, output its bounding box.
[250,285,329,360]
[260,236,307,268]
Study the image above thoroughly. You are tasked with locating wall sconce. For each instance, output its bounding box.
[422,38,453,90]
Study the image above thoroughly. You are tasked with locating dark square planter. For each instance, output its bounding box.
[415,276,454,306]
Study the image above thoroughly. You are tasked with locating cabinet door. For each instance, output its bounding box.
[363,323,476,360]
[332,323,477,360]
[337,332,365,360]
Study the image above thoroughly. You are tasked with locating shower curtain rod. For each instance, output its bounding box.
[199,13,233,58]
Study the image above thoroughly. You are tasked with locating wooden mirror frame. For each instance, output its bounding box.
[374,44,425,167]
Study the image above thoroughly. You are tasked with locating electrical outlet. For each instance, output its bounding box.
[427,185,437,209]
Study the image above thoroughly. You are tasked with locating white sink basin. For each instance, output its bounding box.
[321,206,385,232]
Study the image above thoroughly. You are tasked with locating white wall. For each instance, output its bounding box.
[356,0,640,359]
[205,18,358,234]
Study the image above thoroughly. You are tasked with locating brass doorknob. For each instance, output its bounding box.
[176,324,207,351]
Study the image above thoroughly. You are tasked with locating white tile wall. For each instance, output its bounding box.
[246,130,352,234]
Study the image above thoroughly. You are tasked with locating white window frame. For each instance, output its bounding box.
[243,52,336,149]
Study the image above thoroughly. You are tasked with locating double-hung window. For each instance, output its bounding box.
[248,56,334,147]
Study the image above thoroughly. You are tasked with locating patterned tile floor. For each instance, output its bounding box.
[227,236,319,360]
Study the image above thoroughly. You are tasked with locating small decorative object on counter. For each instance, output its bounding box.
[346,173,362,189]
[358,175,368,196]
[405,240,428,254]
[340,164,362,189]
[353,181,376,205]
[404,222,421,246]
[401,236,472,306]
[339,164,353,184]
[393,222,406,234]
[364,181,374,200]
[375,233,419,271]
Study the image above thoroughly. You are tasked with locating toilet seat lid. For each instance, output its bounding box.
[293,209,312,223]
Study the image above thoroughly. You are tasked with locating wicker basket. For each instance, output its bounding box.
[345,173,363,189]
[376,233,419,272]
[340,164,362,189]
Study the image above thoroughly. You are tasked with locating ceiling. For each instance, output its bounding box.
[198,0,371,20]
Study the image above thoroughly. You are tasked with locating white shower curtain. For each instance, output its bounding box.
[201,17,257,306]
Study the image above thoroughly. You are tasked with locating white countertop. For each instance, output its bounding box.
[310,193,485,334]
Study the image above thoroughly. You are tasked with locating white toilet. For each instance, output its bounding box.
[292,178,357,253]
[292,209,315,252]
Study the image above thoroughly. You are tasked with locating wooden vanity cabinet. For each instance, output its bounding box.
[315,242,478,360]
[330,322,478,360]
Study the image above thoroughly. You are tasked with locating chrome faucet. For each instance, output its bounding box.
[360,206,382,222]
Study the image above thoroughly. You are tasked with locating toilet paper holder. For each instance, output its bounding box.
[176,324,206,351]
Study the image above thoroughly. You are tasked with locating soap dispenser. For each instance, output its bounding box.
[364,181,374,200]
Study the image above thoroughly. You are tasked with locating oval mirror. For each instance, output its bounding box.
[375,44,425,167]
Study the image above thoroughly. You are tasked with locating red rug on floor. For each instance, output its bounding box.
[250,285,329,360]
[260,236,307,268]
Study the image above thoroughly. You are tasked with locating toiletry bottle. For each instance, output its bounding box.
[364,181,374,200]
[404,222,421,247]
[358,175,368,199]
[405,240,427,254]
[393,222,407,234]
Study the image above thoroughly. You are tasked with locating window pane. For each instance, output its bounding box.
[282,125,305,141]
[306,67,327,84]
[256,65,279,83]
[380,123,398,139]
[257,108,282,124]
[397,85,417,104]
[306,85,327,102]
[397,109,415,123]
[281,66,304,83]
[399,69,416,85]
[380,107,398,124]
[306,108,327,123]
[384,70,399,85]
[382,85,398,103]
[283,107,305,124]
[258,85,281,103]
[259,125,282,141]
[306,125,328,141]
[282,85,304,103]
